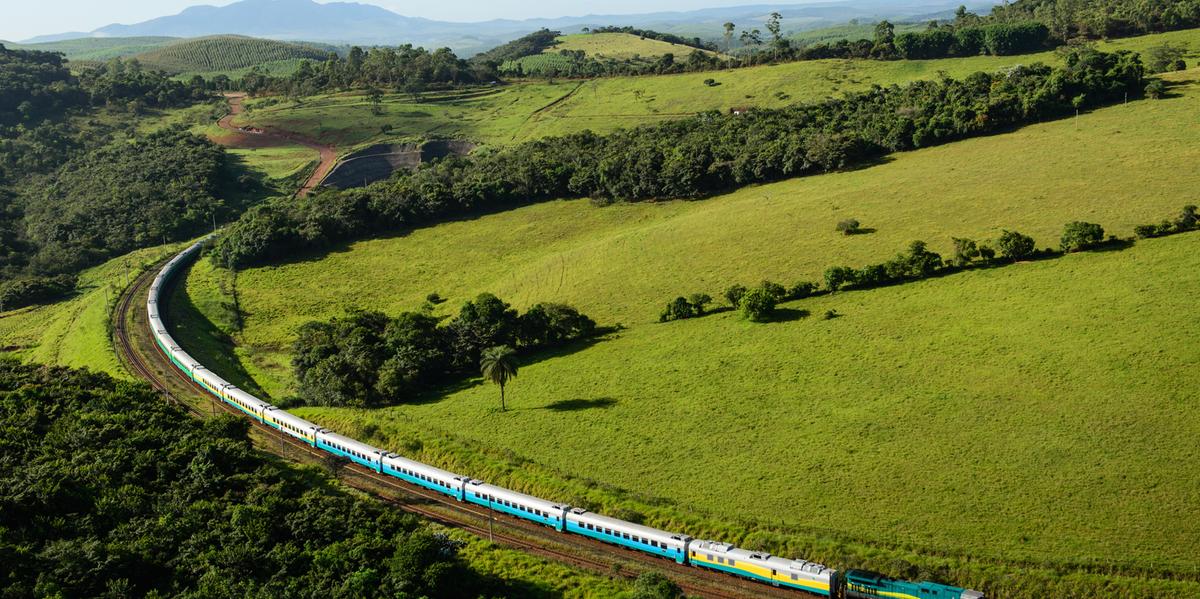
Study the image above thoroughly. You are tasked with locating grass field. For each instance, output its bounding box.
[4,36,177,61]
[232,29,1200,150]
[0,243,184,378]
[550,32,721,59]
[177,67,1200,595]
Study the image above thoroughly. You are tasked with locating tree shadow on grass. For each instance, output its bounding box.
[767,308,811,323]
[537,397,618,412]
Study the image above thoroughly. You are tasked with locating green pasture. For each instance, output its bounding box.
[0,243,183,378]
[232,29,1200,148]
[204,68,1200,397]
[173,67,1200,595]
[550,32,721,59]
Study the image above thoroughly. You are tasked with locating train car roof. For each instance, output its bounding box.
[465,480,568,511]
[691,540,833,577]
[318,430,386,458]
[381,452,465,481]
[567,509,690,544]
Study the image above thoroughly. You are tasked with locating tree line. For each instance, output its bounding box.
[0,359,504,598]
[217,45,497,97]
[213,48,1145,270]
[292,294,596,408]
[657,208,1200,325]
[0,46,223,310]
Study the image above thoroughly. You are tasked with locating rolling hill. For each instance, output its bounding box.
[1,36,178,61]
[549,32,720,60]
[131,35,333,74]
[173,63,1200,598]
[21,0,994,55]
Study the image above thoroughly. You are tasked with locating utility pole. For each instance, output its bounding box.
[488,496,494,542]
[124,260,130,288]
[212,211,217,234]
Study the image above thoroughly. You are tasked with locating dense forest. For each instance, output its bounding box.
[293,296,596,407]
[214,47,1145,269]
[226,45,497,97]
[0,360,503,597]
[0,46,222,310]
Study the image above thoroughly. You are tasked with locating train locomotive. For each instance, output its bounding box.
[148,240,984,599]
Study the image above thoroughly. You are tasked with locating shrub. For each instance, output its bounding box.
[788,281,818,299]
[824,309,839,320]
[739,287,778,322]
[760,280,787,301]
[1145,79,1166,99]
[951,237,980,266]
[824,266,857,292]
[688,293,713,314]
[660,297,697,322]
[996,230,1036,261]
[724,284,748,307]
[836,218,863,235]
[1060,221,1105,252]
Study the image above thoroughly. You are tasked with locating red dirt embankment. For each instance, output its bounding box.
[213,93,336,197]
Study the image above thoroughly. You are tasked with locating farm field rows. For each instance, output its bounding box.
[232,29,1200,149]
[548,32,722,59]
[177,67,1200,592]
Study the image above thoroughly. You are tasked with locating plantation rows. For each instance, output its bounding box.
[138,37,329,73]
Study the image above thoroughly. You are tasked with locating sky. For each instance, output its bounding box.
[2,0,819,42]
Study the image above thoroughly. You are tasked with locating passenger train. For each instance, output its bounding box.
[148,240,985,599]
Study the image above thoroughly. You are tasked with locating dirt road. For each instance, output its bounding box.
[215,93,337,196]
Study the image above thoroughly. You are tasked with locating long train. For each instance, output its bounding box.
[148,240,985,599]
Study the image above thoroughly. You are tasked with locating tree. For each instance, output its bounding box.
[836,218,862,235]
[688,293,713,314]
[633,571,683,599]
[739,286,778,321]
[480,345,518,411]
[1147,42,1188,73]
[765,12,784,59]
[1145,79,1167,99]
[1060,221,1105,252]
[873,20,896,58]
[367,86,383,115]
[951,237,980,266]
[824,266,856,291]
[996,229,1036,261]
[723,22,736,53]
[724,284,748,307]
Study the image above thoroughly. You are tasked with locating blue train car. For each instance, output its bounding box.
[565,508,691,563]
[464,480,568,531]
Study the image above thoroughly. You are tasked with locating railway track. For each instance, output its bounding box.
[112,258,804,599]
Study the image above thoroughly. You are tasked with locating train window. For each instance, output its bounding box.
[791,574,798,581]
[729,560,736,566]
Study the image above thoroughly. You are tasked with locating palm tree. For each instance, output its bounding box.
[480,345,518,411]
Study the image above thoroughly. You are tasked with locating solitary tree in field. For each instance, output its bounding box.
[480,345,518,411]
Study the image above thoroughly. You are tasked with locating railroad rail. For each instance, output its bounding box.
[112,256,803,599]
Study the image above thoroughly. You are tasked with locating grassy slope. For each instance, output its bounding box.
[133,36,328,74]
[0,243,183,378]
[550,32,720,59]
[233,29,1200,149]
[213,68,1200,395]
[5,36,178,61]
[178,67,1200,590]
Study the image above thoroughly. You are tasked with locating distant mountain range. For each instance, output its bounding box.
[22,0,994,56]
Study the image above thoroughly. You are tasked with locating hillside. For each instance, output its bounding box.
[177,66,1200,597]
[20,0,994,54]
[132,35,331,74]
[550,32,720,60]
[2,36,177,61]
[232,27,1200,150]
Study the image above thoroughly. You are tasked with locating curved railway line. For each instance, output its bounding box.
[112,254,803,599]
